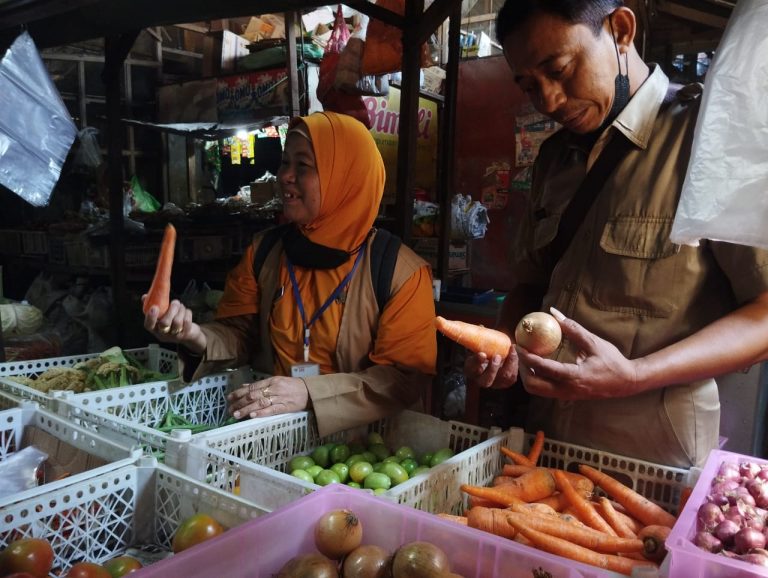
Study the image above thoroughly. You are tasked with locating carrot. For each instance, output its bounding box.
[527,430,546,464]
[553,470,616,535]
[638,525,671,562]
[467,507,517,539]
[514,502,559,517]
[502,464,595,493]
[467,495,502,510]
[493,475,517,486]
[678,486,693,517]
[436,513,468,525]
[435,316,512,358]
[502,509,644,554]
[143,223,176,317]
[500,447,535,467]
[578,465,677,528]
[506,521,657,576]
[597,497,637,539]
[535,492,570,512]
[461,468,556,506]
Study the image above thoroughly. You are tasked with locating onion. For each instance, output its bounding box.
[694,531,724,553]
[738,552,768,567]
[341,545,390,578]
[314,510,363,561]
[747,480,768,509]
[514,312,562,356]
[729,488,756,508]
[758,469,768,482]
[277,553,340,578]
[741,462,762,481]
[734,527,767,554]
[697,502,725,531]
[391,542,451,578]
[711,479,740,496]
[715,519,741,544]
[718,462,742,482]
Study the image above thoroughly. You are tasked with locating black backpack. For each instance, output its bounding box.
[251,225,402,313]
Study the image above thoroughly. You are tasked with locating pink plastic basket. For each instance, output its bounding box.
[132,484,624,578]
[666,449,768,578]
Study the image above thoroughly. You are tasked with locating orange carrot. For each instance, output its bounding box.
[143,223,176,317]
[435,316,512,358]
[502,464,595,493]
[468,495,502,510]
[461,468,556,506]
[493,475,517,486]
[500,447,535,467]
[578,465,677,528]
[527,430,546,464]
[502,509,644,554]
[553,470,616,535]
[678,486,693,517]
[506,520,657,576]
[638,525,671,562]
[597,497,637,539]
[467,507,517,539]
[436,513,468,525]
[535,492,570,512]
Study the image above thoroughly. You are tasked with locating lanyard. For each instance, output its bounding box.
[286,243,366,362]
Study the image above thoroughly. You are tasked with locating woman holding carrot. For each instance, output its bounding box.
[143,111,437,437]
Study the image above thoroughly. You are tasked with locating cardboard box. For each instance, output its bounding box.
[203,30,250,77]
[22,426,107,483]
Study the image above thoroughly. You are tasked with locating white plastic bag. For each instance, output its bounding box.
[0,32,77,206]
[451,194,490,240]
[670,0,768,248]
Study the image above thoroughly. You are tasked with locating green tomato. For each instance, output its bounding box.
[394,446,416,461]
[367,431,385,446]
[361,451,377,464]
[348,441,366,455]
[329,444,351,464]
[330,462,349,483]
[347,481,362,489]
[306,465,324,479]
[419,453,434,467]
[381,462,409,485]
[382,456,400,464]
[399,458,418,475]
[291,469,315,483]
[372,462,385,473]
[349,461,373,483]
[373,487,388,496]
[368,443,390,462]
[315,469,341,486]
[289,455,315,472]
[345,454,366,467]
[411,465,430,477]
[363,472,392,491]
[311,446,330,468]
[429,447,455,467]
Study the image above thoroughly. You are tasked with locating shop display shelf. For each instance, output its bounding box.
[0,344,177,409]
[131,483,623,578]
[666,448,768,578]
[0,455,267,577]
[52,366,268,471]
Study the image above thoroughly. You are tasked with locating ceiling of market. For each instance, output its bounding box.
[0,0,736,55]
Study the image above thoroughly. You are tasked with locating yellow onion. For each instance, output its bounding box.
[514,312,562,356]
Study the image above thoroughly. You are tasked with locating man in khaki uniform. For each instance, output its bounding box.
[466,0,768,467]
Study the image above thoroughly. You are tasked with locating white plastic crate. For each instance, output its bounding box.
[53,367,266,470]
[0,401,140,490]
[0,455,267,577]
[523,434,693,515]
[183,409,524,514]
[0,344,177,408]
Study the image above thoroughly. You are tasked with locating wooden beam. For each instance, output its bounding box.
[417,0,455,44]
[656,0,729,28]
[346,0,405,28]
[285,11,301,118]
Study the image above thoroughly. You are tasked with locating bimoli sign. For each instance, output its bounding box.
[363,87,438,205]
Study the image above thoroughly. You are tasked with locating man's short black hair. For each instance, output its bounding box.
[496,0,624,44]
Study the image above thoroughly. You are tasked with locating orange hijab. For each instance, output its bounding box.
[217,112,385,375]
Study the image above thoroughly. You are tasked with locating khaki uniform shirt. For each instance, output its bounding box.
[514,65,768,467]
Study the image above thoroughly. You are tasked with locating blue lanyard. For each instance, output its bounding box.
[286,243,366,362]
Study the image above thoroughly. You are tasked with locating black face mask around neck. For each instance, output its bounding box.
[599,18,631,131]
[282,225,351,269]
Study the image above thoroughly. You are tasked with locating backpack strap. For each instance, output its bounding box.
[370,228,402,313]
[251,223,291,282]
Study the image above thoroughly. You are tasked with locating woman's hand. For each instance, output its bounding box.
[464,349,519,389]
[517,310,640,400]
[143,297,206,354]
[227,376,310,419]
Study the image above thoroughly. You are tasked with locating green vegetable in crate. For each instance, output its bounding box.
[9,367,87,393]
[155,410,236,434]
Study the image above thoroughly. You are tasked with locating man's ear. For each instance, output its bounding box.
[609,7,636,54]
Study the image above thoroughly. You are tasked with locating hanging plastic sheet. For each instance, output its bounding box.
[0,32,77,206]
[670,0,768,248]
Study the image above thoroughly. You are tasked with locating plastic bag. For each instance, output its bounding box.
[0,32,77,206]
[334,15,390,97]
[129,175,161,213]
[0,446,49,499]
[451,194,490,240]
[72,127,102,171]
[670,0,768,249]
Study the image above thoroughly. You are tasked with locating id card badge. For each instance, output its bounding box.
[291,362,320,378]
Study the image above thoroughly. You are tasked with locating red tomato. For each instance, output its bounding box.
[66,562,112,578]
[103,555,142,578]
[4,573,39,578]
[171,513,224,553]
[0,538,54,578]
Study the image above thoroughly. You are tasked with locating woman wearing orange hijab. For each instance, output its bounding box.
[144,112,437,436]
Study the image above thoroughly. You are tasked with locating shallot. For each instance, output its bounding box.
[733,527,766,554]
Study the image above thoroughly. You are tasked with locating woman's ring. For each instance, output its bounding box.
[529,367,536,376]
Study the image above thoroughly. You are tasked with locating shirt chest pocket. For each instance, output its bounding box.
[591,216,682,317]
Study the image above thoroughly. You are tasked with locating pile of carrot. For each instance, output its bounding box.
[439,431,677,576]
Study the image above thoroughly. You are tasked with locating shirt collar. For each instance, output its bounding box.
[612,63,669,150]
